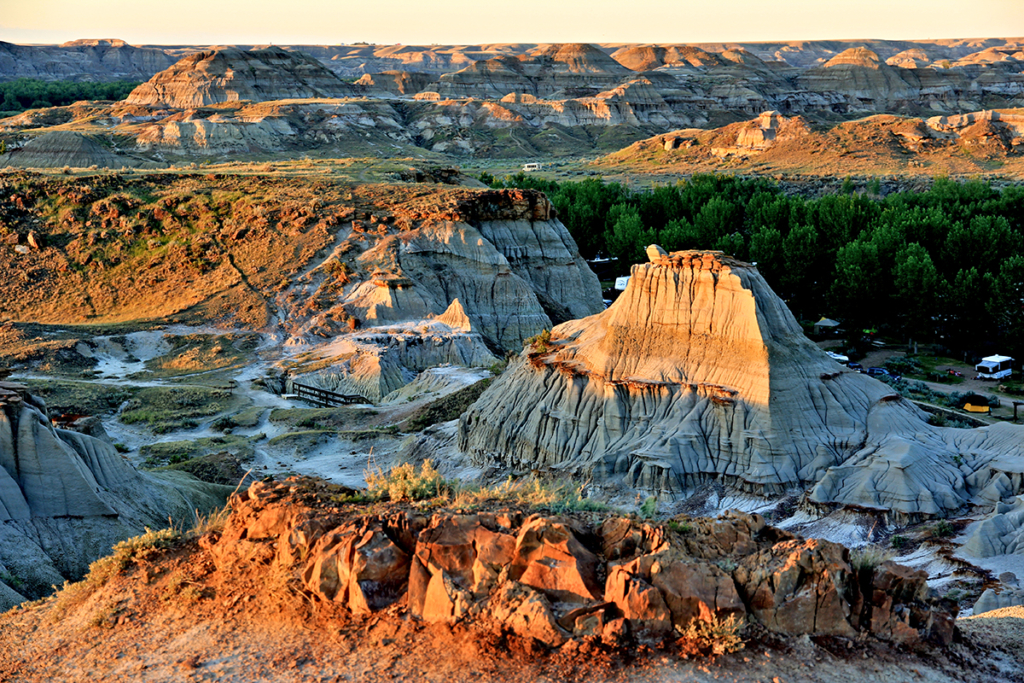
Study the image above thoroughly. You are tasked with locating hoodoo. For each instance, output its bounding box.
[458,250,1024,516]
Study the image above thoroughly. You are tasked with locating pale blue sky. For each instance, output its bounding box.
[2,0,1022,45]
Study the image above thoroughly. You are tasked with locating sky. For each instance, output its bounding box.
[2,0,1023,46]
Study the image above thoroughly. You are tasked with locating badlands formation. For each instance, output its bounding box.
[2,40,1024,167]
[0,171,601,406]
[0,380,228,610]
[606,108,1024,176]
[459,250,1024,517]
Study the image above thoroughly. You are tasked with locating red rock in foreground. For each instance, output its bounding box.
[204,479,957,649]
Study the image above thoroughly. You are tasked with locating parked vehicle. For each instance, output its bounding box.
[975,355,1014,380]
[866,367,901,382]
[847,362,864,371]
[826,351,849,363]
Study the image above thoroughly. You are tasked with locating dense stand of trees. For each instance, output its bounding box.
[484,172,1024,360]
[0,78,140,113]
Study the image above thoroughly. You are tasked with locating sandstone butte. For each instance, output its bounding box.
[125,46,355,109]
[458,250,1024,518]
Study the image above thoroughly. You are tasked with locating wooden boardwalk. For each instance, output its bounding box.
[289,382,368,407]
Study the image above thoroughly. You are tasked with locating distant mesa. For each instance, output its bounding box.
[526,43,632,74]
[126,46,355,109]
[822,47,884,69]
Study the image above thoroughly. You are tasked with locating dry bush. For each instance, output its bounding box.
[450,476,606,513]
[365,460,447,501]
[677,614,746,657]
[190,505,231,536]
[850,544,893,571]
[51,526,182,618]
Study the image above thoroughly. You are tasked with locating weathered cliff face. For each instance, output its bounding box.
[203,479,958,648]
[0,382,229,609]
[437,44,634,99]
[457,251,1024,517]
[286,321,499,403]
[0,131,157,169]
[0,39,174,82]
[125,46,353,108]
[284,189,604,400]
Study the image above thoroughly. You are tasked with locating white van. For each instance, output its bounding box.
[522,163,542,172]
[975,355,1014,380]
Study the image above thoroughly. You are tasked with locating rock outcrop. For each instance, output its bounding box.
[125,46,354,108]
[203,479,958,647]
[0,131,154,169]
[457,251,1024,516]
[285,189,603,401]
[437,43,633,100]
[0,39,175,82]
[0,381,229,608]
[959,495,1024,565]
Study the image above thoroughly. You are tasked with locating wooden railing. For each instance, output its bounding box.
[290,382,368,407]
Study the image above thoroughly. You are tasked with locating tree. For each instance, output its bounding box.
[831,239,884,332]
[748,227,785,283]
[988,255,1024,359]
[893,243,940,339]
[606,206,655,267]
[780,224,822,316]
[945,268,991,352]
[658,218,700,252]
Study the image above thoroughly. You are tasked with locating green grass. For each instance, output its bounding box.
[140,434,254,467]
[119,386,232,433]
[402,378,492,432]
[22,379,136,416]
[268,406,378,431]
[904,354,969,385]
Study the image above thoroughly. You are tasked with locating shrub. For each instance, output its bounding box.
[933,520,955,538]
[884,356,922,376]
[850,545,892,571]
[365,460,448,501]
[525,329,552,353]
[639,496,658,519]
[890,534,908,550]
[447,476,607,513]
[403,378,492,432]
[677,614,746,657]
[668,519,692,534]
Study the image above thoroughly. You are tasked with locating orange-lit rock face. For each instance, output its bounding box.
[555,252,775,406]
[457,250,1024,515]
[206,480,960,648]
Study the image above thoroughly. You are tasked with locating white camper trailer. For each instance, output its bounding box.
[975,355,1014,380]
[522,163,542,172]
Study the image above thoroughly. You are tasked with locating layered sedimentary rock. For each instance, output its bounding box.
[961,496,1024,559]
[285,189,603,401]
[287,322,499,403]
[437,43,634,99]
[0,382,228,608]
[205,479,957,647]
[0,131,153,169]
[457,251,1024,516]
[0,39,174,82]
[125,46,353,108]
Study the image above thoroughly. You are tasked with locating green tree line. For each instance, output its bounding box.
[0,78,140,114]
[483,171,1024,359]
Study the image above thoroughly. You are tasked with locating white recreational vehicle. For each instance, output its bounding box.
[975,355,1014,380]
[522,163,542,172]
